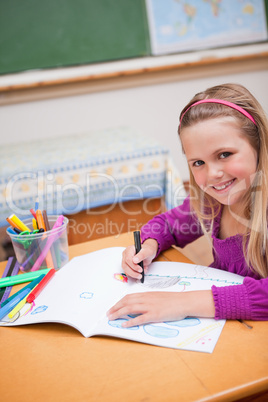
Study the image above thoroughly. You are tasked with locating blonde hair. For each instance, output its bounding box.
[179,83,268,278]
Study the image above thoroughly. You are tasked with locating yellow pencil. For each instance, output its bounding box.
[32,218,38,230]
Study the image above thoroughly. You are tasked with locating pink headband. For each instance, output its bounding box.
[179,98,257,126]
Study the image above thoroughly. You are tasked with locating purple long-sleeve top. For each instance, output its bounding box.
[141,196,268,321]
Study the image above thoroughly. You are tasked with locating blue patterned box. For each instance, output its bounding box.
[0,127,186,227]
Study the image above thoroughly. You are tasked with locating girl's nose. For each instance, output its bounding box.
[207,164,223,180]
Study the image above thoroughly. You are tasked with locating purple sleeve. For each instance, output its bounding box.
[212,277,268,320]
[141,196,204,256]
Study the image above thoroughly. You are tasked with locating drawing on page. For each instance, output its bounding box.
[165,318,201,327]
[139,274,181,288]
[179,265,242,285]
[31,305,48,315]
[80,292,94,299]
[143,324,179,338]
[108,318,139,330]
[193,265,209,278]
[114,273,128,283]
[177,322,222,348]
[0,312,20,324]
[196,335,212,345]
[114,272,181,288]
[21,300,35,317]
[107,315,201,340]
[178,281,191,291]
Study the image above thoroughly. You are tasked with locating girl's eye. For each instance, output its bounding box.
[219,152,231,159]
[193,160,204,167]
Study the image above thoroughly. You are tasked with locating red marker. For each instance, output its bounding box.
[26,268,56,303]
[30,208,37,220]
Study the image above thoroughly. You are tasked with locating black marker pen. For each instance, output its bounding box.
[133,231,144,283]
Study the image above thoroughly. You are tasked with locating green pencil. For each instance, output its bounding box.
[0,268,50,288]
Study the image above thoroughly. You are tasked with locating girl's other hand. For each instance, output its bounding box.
[107,290,215,327]
[122,239,158,280]
[107,292,187,327]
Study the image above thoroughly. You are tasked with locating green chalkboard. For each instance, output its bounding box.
[0,0,150,75]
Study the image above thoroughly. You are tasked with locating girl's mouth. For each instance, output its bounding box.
[212,179,236,191]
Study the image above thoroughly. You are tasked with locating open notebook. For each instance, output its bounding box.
[0,247,243,353]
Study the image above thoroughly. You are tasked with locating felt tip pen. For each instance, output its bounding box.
[0,289,30,321]
[32,218,38,230]
[43,210,58,269]
[0,268,50,288]
[7,294,29,319]
[42,210,50,231]
[1,286,26,308]
[133,231,144,283]
[7,227,18,236]
[7,284,37,318]
[6,217,21,231]
[36,209,46,231]
[27,269,56,303]
[31,215,64,271]
[30,208,37,220]
[1,274,44,308]
[6,274,45,319]
[8,214,31,232]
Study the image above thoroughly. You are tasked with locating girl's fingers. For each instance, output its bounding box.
[107,294,144,318]
[107,304,151,328]
[132,248,150,264]
[108,302,156,328]
[122,263,143,280]
[122,246,144,279]
[107,292,189,328]
[121,313,151,328]
[123,246,142,270]
[122,263,148,280]
[121,240,158,279]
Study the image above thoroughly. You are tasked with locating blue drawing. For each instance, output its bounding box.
[80,292,93,299]
[165,317,201,327]
[143,324,179,338]
[31,305,48,315]
[179,273,241,285]
[108,319,139,330]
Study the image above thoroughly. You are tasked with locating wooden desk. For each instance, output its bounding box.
[0,232,267,402]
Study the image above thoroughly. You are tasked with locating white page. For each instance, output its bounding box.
[92,258,243,353]
[0,247,243,353]
[0,248,128,336]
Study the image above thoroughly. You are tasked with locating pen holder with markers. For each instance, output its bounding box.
[7,215,69,272]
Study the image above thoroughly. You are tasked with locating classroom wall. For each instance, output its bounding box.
[1,68,268,181]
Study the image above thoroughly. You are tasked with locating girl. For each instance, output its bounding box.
[107,83,268,327]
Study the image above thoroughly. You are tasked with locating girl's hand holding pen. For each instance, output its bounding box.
[122,239,158,280]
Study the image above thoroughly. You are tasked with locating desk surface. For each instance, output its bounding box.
[0,232,267,402]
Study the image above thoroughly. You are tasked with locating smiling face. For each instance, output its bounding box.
[180,117,258,209]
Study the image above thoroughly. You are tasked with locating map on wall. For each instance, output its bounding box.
[146,0,268,55]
